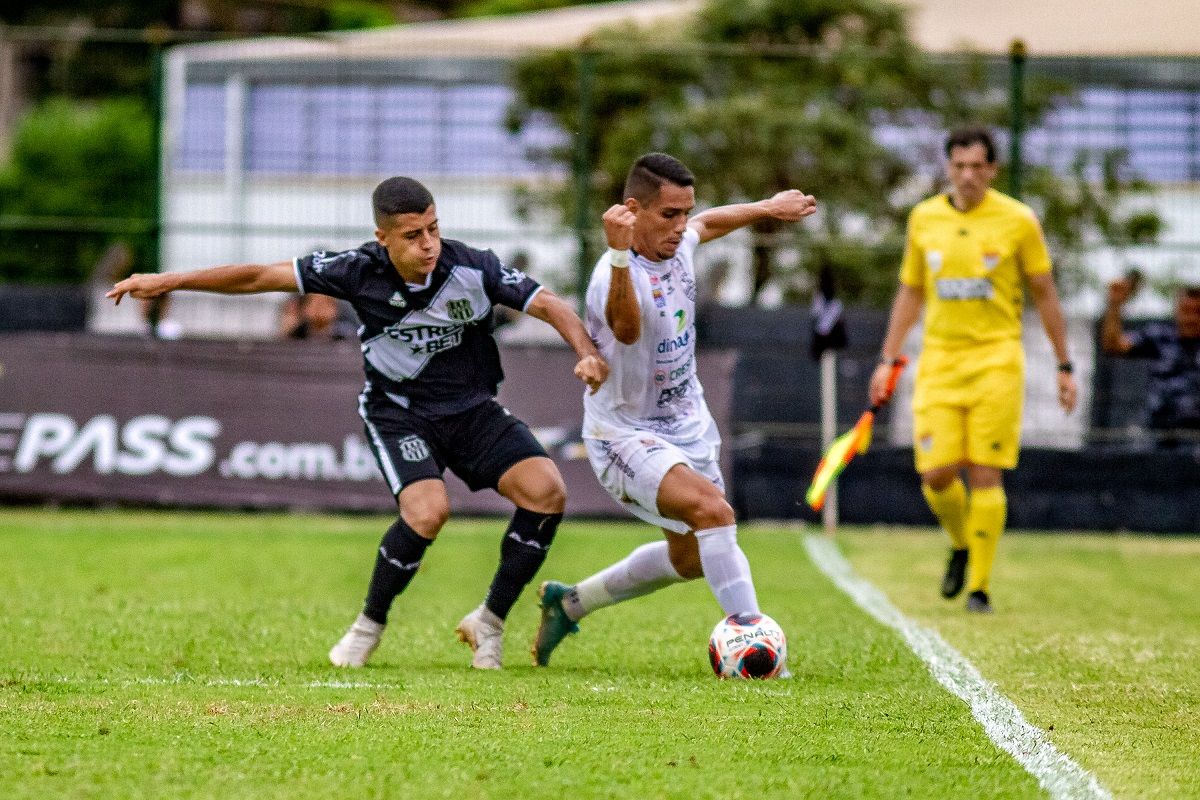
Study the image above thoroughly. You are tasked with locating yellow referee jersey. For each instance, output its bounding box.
[900,188,1051,348]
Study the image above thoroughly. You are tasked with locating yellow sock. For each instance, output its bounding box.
[965,486,1007,594]
[922,478,968,549]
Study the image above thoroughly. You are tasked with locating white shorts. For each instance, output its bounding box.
[585,433,725,534]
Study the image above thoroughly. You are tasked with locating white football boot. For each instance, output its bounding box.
[328,613,385,667]
[454,605,504,670]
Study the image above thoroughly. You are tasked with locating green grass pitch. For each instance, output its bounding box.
[1,509,1196,799]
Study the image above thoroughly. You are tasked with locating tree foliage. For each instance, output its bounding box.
[0,2,402,100]
[509,0,1160,306]
[460,0,611,17]
[0,98,157,284]
[0,1,406,285]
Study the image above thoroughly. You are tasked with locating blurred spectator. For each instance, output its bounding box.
[697,257,731,310]
[140,295,182,340]
[279,293,357,340]
[93,242,133,284]
[93,242,182,338]
[1102,278,1200,448]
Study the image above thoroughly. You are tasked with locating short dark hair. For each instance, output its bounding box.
[945,126,997,163]
[1181,285,1200,301]
[372,177,434,227]
[623,153,695,204]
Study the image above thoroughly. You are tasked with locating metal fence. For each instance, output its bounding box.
[2,25,1199,455]
[2,30,1198,302]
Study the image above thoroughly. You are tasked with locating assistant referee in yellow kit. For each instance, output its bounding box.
[870,126,1077,613]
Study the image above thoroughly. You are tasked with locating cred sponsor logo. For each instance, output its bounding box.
[668,354,694,382]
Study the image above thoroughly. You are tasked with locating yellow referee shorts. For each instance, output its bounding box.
[911,341,1025,473]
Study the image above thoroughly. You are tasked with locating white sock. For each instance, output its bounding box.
[562,541,685,621]
[475,604,503,630]
[695,524,759,615]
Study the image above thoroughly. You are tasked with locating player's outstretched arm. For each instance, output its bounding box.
[107,261,299,305]
[869,284,923,406]
[689,189,817,244]
[524,289,609,394]
[1028,272,1078,413]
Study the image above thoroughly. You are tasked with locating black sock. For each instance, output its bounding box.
[484,508,562,620]
[363,517,433,625]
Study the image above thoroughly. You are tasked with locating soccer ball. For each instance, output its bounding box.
[707,612,787,679]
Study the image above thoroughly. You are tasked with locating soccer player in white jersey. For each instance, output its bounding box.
[531,152,817,666]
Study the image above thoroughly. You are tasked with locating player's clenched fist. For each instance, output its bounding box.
[573,354,609,394]
[602,204,637,251]
[766,189,818,222]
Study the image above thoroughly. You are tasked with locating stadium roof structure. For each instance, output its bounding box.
[174,0,701,64]
[174,0,1200,66]
[905,0,1200,58]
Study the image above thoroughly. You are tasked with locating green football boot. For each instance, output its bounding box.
[531,580,579,666]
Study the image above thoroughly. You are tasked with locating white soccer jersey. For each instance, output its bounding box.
[582,227,718,449]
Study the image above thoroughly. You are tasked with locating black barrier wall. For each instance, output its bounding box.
[735,441,1200,535]
[0,333,735,516]
[2,332,1197,532]
[702,305,1200,534]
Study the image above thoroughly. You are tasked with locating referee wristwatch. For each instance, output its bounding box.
[1057,361,1074,374]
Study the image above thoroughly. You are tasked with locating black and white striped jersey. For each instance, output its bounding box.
[294,239,542,417]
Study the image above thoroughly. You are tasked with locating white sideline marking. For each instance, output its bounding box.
[804,535,1112,800]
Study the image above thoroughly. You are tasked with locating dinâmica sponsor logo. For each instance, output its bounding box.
[0,412,380,482]
[656,329,691,354]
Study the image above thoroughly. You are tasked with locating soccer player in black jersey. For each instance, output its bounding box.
[109,177,609,669]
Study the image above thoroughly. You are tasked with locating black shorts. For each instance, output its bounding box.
[359,394,548,496]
